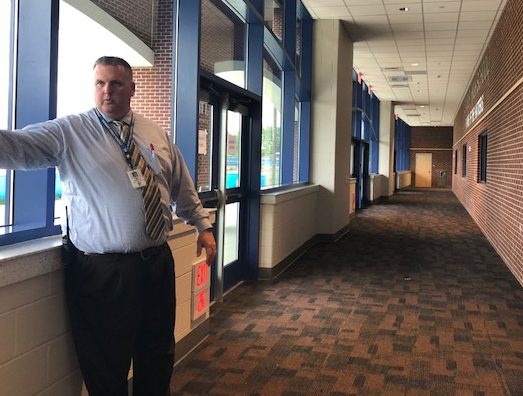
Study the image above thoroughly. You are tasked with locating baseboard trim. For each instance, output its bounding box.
[174,318,210,365]
[259,222,352,281]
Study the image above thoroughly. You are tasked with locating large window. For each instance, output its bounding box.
[264,0,283,42]
[352,71,380,174]
[478,132,488,183]
[200,0,246,88]
[0,0,14,231]
[261,53,282,188]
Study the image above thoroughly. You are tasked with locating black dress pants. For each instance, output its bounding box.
[64,242,175,396]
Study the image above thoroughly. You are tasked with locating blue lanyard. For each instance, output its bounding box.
[95,108,135,169]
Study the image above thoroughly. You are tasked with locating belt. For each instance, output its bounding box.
[80,242,167,261]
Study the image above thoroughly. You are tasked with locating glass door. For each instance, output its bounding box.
[197,73,259,301]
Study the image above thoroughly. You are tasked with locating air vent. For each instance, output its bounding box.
[390,84,409,88]
[389,75,412,83]
[382,66,404,72]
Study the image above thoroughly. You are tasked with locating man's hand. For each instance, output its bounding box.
[196,228,216,265]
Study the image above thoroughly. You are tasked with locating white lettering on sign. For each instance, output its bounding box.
[465,95,484,129]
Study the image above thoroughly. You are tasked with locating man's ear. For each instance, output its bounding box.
[131,81,136,97]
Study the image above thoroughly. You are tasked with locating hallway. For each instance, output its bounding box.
[171,190,523,395]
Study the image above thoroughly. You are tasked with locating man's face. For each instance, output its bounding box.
[94,64,135,120]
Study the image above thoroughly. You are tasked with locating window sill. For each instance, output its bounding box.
[0,235,63,288]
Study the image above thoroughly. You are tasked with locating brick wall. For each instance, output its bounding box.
[410,127,453,188]
[91,0,154,47]
[453,0,523,285]
[132,0,173,133]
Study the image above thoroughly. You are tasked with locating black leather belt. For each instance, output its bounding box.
[80,242,167,261]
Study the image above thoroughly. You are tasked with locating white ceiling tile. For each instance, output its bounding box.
[424,12,459,23]
[309,0,506,125]
[382,0,421,4]
[346,5,386,16]
[305,0,346,5]
[391,23,424,32]
[352,15,390,24]
[384,4,422,14]
[425,30,456,39]
[344,0,382,4]
[425,22,458,31]
[460,10,498,22]
[458,20,493,30]
[423,2,460,13]
[313,6,351,18]
[461,0,502,12]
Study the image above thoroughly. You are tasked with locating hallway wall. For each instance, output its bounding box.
[453,0,523,285]
[310,20,353,235]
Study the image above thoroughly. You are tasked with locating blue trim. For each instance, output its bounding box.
[298,100,310,182]
[247,21,264,96]
[283,0,296,59]
[395,118,410,171]
[173,0,201,181]
[281,70,295,184]
[245,100,262,280]
[0,225,61,245]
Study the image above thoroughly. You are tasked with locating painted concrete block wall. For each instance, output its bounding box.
[396,171,412,190]
[0,269,83,396]
[379,101,395,197]
[311,20,353,235]
[259,186,319,268]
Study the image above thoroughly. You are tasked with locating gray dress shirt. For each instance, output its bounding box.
[0,108,211,254]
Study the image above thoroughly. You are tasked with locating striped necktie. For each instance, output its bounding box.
[113,120,166,240]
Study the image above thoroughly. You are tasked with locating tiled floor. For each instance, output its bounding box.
[171,190,523,396]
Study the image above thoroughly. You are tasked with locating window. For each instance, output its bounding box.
[295,3,302,76]
[462,144,467,177]
[264,0,283,42]
[0,0,13,231]
[293,99,300,183]
[478,132,488,183]
[261,52,282,188]
[454,150,458,175]
[200,0,246,89]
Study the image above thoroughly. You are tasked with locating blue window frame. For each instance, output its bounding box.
[352,70,380,173]
[395,117,410,172]
[0,0,61,246]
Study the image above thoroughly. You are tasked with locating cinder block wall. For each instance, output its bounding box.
[452,0,523,285]
[0,268,83,395]
[409,126,453,188]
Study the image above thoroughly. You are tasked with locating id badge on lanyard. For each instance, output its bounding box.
[127,169,146,189]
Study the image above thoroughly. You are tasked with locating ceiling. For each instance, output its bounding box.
[301,0,507,126]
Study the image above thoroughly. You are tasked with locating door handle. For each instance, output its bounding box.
[214,188,227,207]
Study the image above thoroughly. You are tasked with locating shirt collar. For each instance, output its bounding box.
[98,109,133,125]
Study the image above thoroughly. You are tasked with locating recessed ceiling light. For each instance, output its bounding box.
[411,63,419,66]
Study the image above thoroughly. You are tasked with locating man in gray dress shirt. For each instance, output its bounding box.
[0,56,216,395]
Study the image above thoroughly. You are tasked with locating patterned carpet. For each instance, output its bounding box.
[171,190,523,396]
